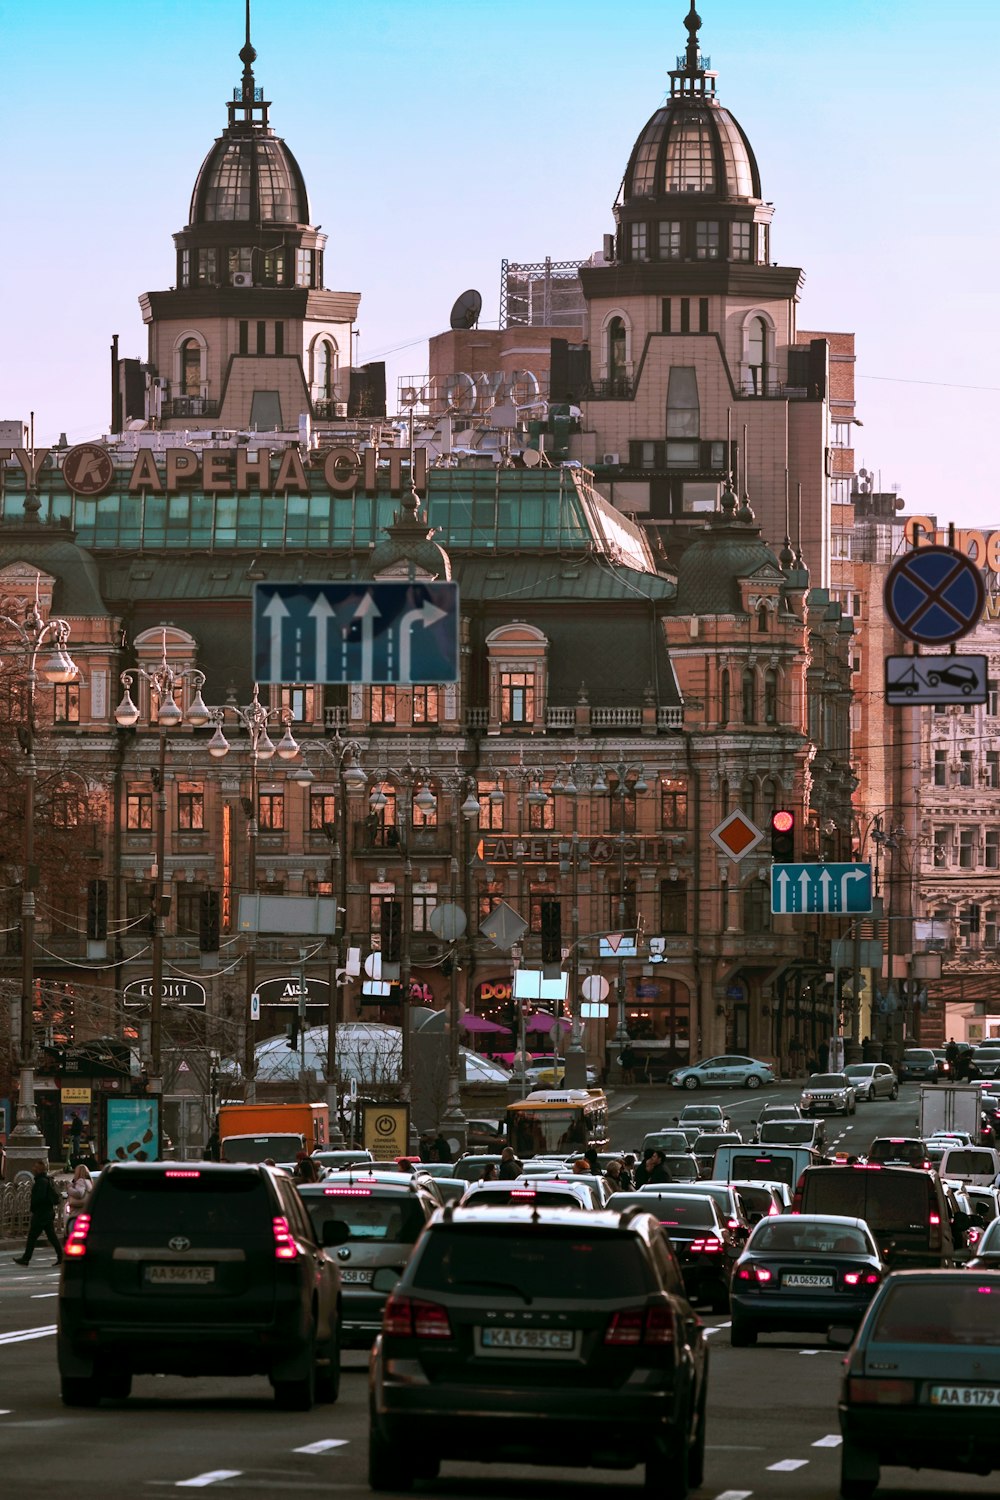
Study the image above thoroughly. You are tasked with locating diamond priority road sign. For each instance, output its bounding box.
[709,809,764,862]
[253,581,459,685]
[770,862,873,916]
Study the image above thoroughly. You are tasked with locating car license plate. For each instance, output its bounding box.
[929,1385,1000,1406]
[478,1327,577,1353]
[340,1268,373,1285]
[782,1273,833,1289]
[144,1264,215,1285]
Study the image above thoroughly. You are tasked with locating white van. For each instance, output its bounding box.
[710,1143,823,1191]
[939,1145,1000,1187]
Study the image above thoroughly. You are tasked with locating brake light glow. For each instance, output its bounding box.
[736,1264,772,1284]
[604,1306,675,1345]
[689,1238,723,1253]
[272,1216,297,1260]
[383,1293,452,1338]
[165,1169,201,1179]
[322,1186,372,1196]
[510,1190,536,1199]
[64,1213,91,1259]
[847,1377,915,1405]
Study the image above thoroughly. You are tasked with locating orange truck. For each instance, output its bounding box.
[217,1102,329,1163]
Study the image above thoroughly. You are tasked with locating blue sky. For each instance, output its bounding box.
[1,0,997,524]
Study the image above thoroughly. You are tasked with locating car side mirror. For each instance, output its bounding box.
[321,1219,350,1247]
[372,1266,402,1293]
[827,1325,855,1349]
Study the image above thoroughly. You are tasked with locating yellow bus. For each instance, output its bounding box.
[505,1089,610,1156]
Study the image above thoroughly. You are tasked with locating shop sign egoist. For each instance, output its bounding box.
[2,443,427,499]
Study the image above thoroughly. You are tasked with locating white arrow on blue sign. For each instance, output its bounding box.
[770,862,873,915]
[252,581,460,686]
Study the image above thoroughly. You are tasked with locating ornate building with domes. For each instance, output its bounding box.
[132,15,362,432]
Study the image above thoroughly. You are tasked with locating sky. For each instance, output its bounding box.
[0,0,997,526]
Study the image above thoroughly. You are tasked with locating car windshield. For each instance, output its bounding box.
[808,1075,848,1088]
[304,1192,427,1243]
[750,1220,869,1254]
[92,1169,269,1234]
[903,1051,934,1062]
[871,1281,1000,1345]
[411,1225,653,1300]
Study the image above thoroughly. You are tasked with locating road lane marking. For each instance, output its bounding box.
[812,1434,842,1447]
[0,1324,56,1345]
[767,1459,808,1471]
[175,1474,242,1489]
[31,1292,58,1298]
[715,1491,754,1499]
[293,1439,349,1454]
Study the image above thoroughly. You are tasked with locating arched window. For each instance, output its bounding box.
[761,779,779,824]
[314,339,338,401]
[720,669,730,725]
[608,318,627,392]
[764,668,778,724]
[747,316,769,395]
[180,338,201,398]
[742,668,757,725]
[740,775,757,823]
[757,603,769,633]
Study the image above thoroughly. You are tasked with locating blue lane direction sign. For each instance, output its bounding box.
[770,862,873,916]
[883,545,985,646]
[253,581,459,685]
[885,653,987,706]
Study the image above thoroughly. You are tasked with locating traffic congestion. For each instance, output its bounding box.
[5,1059,1000,1497]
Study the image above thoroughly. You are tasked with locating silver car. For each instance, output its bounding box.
[800,1072,856,1117]
[843,1062,899,1102]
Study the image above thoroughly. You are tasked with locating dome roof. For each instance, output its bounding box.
[189,131,309,227]
[622,99,760,206]
[672,511,783,616]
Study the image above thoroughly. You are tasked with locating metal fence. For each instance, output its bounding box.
[0,1178,32,1238]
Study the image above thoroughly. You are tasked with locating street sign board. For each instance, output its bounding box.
[883,546,985,646]
[830,937,883,969]
[123,978,206,1008]
[253,581,459,685]
[885,653,987,706]
[479,900,528,950]
[770,862,873,915]
[238,894,338,935]
[599,935,638,958]
[709,809,764,861]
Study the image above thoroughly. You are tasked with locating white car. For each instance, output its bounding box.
[800,1072,857,1117]
[843,1062,899,1102]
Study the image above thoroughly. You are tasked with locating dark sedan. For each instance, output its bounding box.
[608,1188,739,1311]
[730,1213,884,1347]
[837,1269,1000,1497]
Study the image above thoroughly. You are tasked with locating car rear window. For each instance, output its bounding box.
[92,1169,269,1234]
[303,1192,426,1243]
[643,1133,689,1153]
[802,1171,934,1231]
[411,1226,652,1300]
[728,1153,797,1186]
[661,1156,699,1180]
[943,1151,996,1175]
[758,1123,816,1145]
[871,1281,1000,1344]
[641,1197,715,1227]
[751,1220,868,1253]
[868,1140,927,1166]
[221,1134,303,1162]
[468,1189,585,1209]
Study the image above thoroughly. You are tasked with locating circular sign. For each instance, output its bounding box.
[374,1112,398,1137]
[884,545,986,645]
[428,902,467,941]
[63,443,115,497]
[581,974,610,1003]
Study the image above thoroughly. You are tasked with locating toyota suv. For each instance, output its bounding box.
[57,1161,345,1409]
[368,1205,709,1491]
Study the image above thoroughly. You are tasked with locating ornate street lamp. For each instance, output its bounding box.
[1,582,80,1176]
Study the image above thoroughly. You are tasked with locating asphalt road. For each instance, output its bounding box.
[0,1080,994,1498]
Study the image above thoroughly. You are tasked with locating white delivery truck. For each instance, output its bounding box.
[918,1083,982,1140]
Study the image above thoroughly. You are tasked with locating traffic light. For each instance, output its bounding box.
[540,900,562,963]
[380,900,402,962]
[199,890,220,952]
[286,1013,300,1050]
[86,878,108,940]
[770,809,796,861]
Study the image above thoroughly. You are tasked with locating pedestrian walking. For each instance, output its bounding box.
[13,1161,64,1267]
[64,1163,93,1236]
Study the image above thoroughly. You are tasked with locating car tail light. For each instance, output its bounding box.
[929,1212,942,1251]
[272,1216,297,1261]
[841,1270,879,1287]
[736,1264,772,1284]
[689,1238,723,1253]
[64,1213,91,1259]
[768,1202,781,1215]
[383,1293,452,1338]
[604,1305,675,1345]
[847,1377,915,1405]
[165,1169,201,1179]
[726,1217,741,1231]
[510,1189,536,1200]
[323,1186,371,1196]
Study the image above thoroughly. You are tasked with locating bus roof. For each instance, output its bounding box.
[508,1089,606,1108]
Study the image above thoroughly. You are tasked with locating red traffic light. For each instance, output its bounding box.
[771,809,795,833]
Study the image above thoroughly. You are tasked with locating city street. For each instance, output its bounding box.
[0,1081,993,1497]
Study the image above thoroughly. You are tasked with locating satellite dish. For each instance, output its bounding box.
[521,448,542,468]
[449,289,482,331]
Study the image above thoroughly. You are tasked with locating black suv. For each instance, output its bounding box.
[58,1161,346,1409]
[297,1170,440,1347]
[368,1205,709,1493]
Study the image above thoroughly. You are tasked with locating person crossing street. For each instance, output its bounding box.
[12,1160,64,1267]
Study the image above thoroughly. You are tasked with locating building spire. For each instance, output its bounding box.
[228,0,270,132]
[239,0,257,101]
[684,3,703,73]
[670,1,716,100]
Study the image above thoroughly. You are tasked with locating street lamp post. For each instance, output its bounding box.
[595,760,648,1061]
[1,585,79,1177]
[295,732,367,1146]
[204,686,301,1103]
[114,633,211,1098]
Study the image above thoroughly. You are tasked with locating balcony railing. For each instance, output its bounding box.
[352,822,454,858]
[583,378,635,400]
